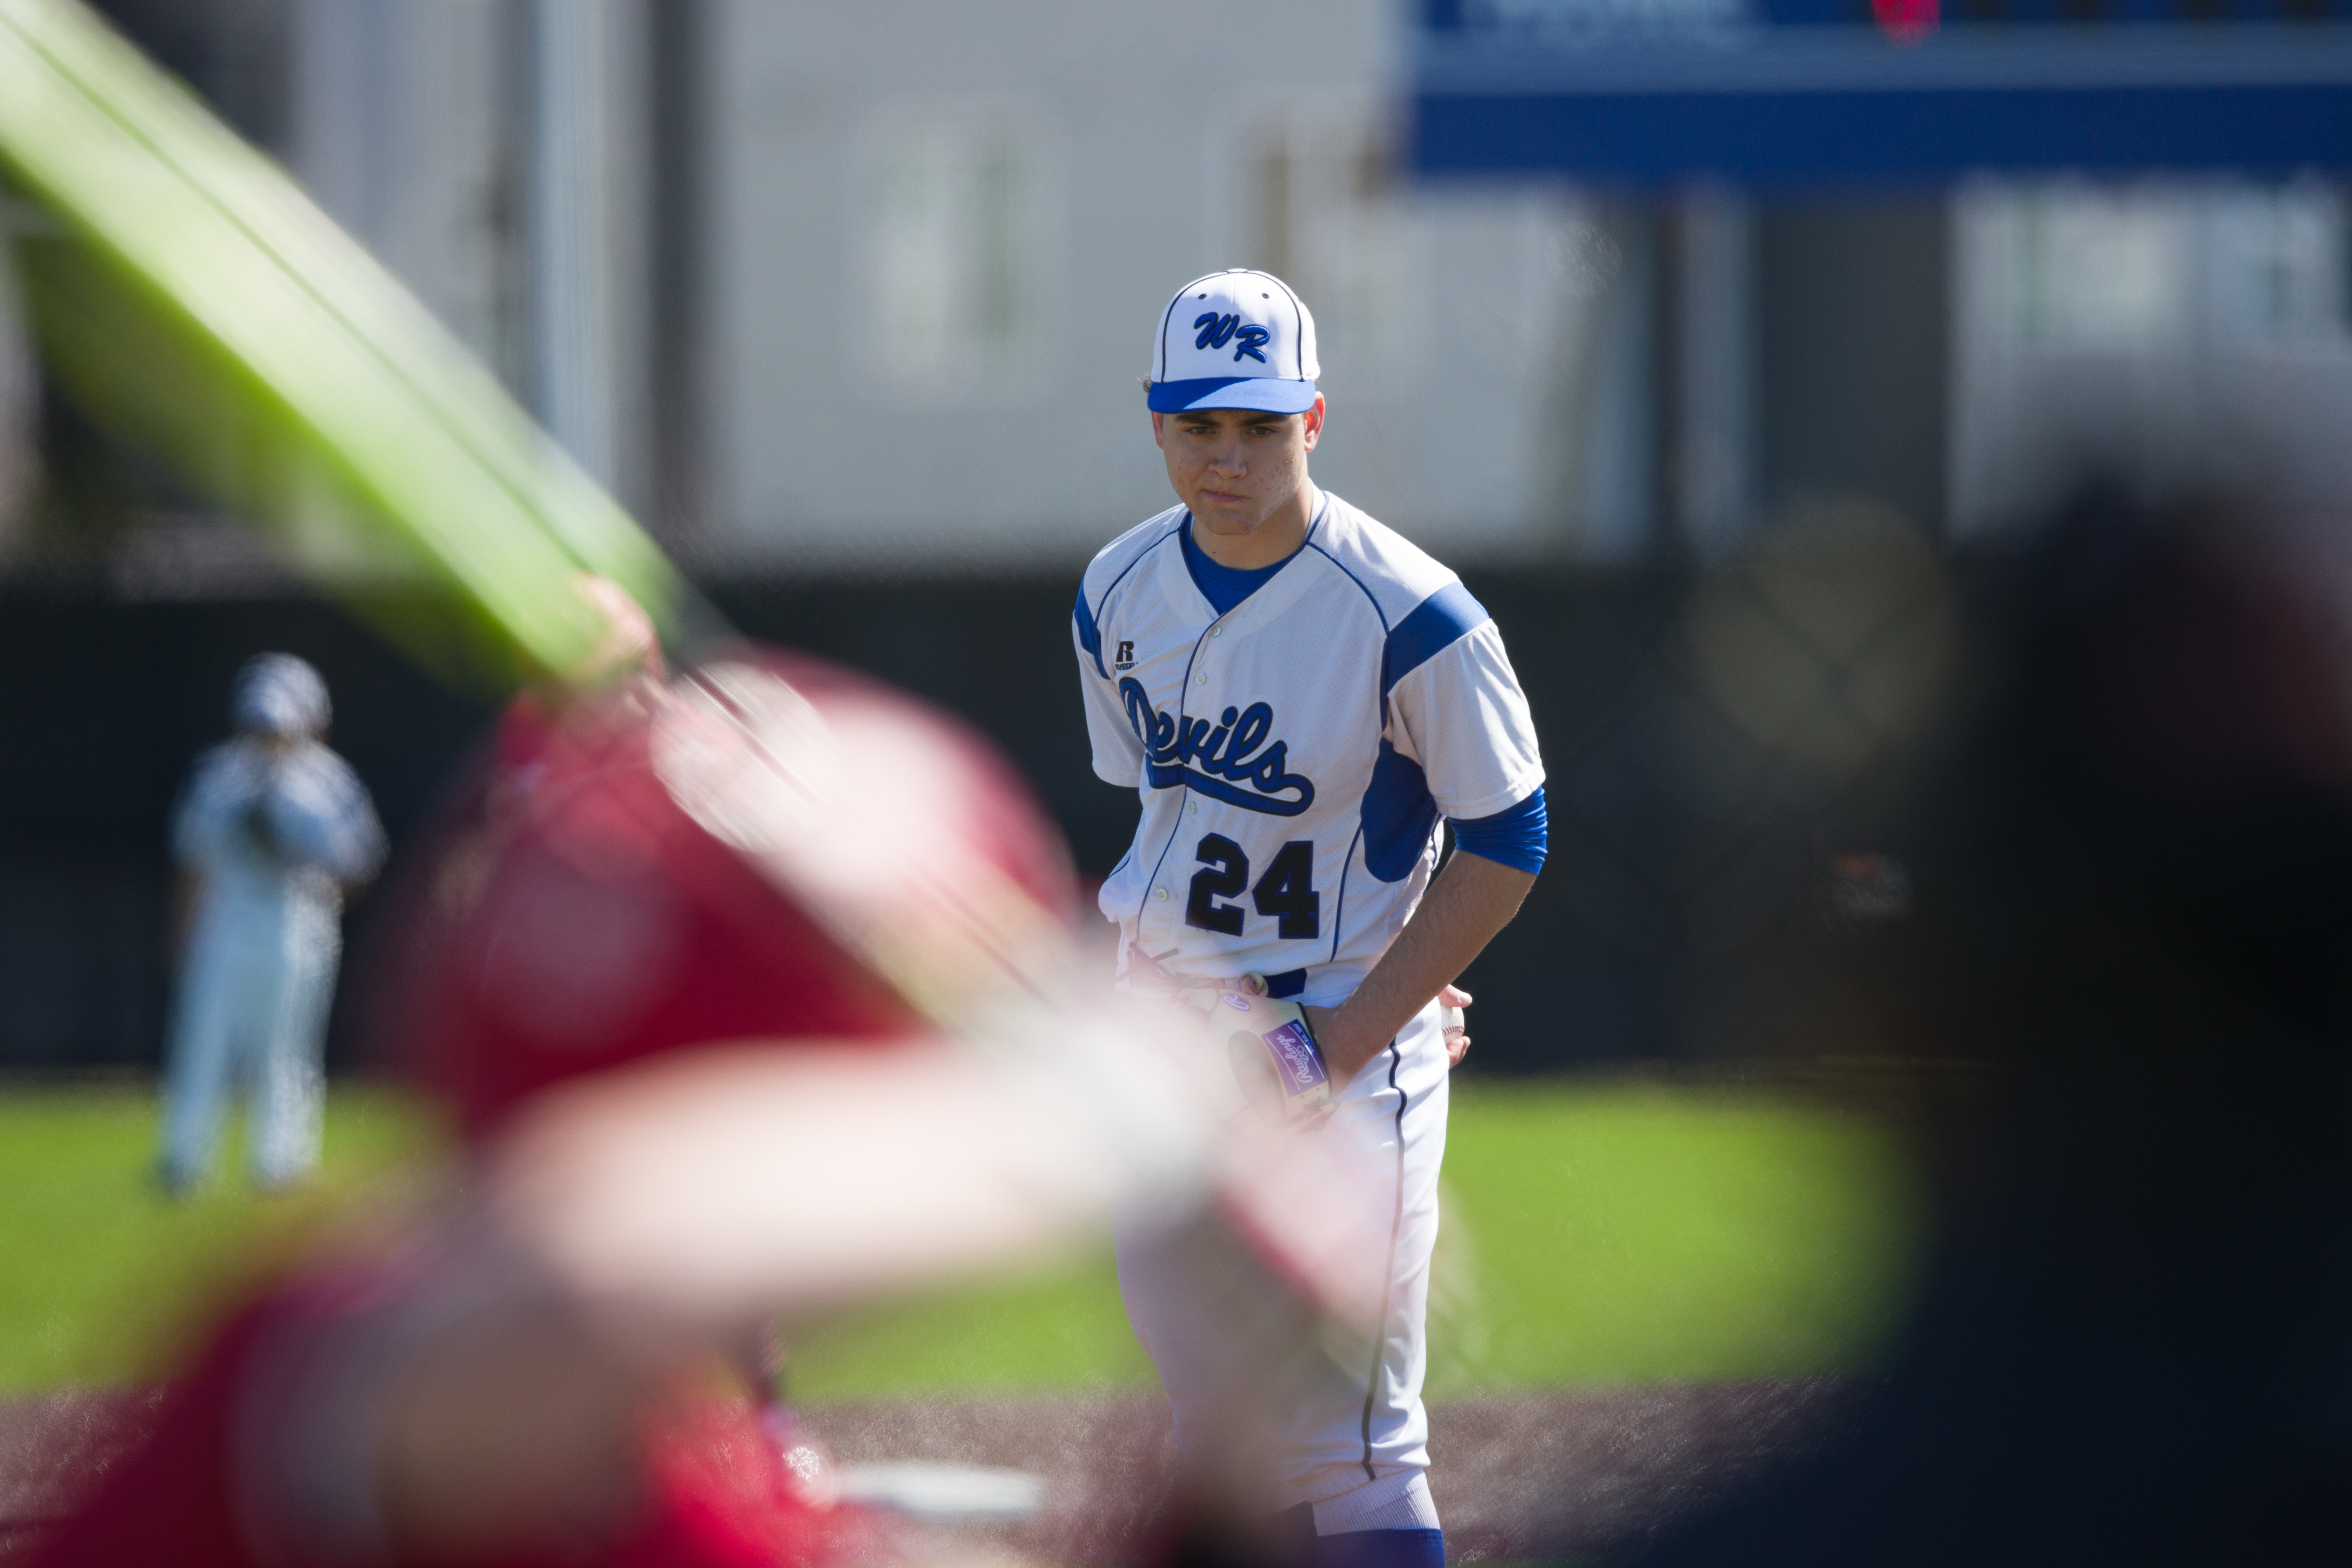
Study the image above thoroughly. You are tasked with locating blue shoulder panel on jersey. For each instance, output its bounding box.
[1361,740,1442,884]
[1073,582,1106,678]
[1382,582,1489,696]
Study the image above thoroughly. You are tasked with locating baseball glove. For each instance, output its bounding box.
[1127,955,1334,1131]
[1217,974,1333,1132]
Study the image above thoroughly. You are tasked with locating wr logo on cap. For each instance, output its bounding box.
[1194,312,1270,364]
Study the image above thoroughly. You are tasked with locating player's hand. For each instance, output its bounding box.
[1439,984,1473,1069]
[1302,985,1473,1076]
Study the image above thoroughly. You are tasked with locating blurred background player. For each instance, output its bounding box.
[159,653,384,1196]
[1074,270,1548,1567]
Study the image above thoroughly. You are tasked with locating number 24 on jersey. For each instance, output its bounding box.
[1185,835,1319,940]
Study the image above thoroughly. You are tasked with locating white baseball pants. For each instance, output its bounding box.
[1116,996,1450,1532]
[161,887,341,1190]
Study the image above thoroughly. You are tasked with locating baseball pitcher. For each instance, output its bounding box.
[1074,270,1547,1568]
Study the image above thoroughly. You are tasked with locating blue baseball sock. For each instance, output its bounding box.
[1314,1527,1446,1568]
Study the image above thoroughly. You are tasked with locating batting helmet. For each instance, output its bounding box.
[400,649,1077,1139]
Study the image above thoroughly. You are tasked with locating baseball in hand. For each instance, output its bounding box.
[1439,984,1473,1068]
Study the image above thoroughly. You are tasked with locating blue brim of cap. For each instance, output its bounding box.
[1147,376,1319,414]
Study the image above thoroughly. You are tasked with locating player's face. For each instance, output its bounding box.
[1152,399,1325,542]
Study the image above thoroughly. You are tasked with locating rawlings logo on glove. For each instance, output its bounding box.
[1128,954,1333,1131]
[1219,974,1333,1131]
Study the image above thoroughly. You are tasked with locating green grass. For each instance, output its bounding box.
[0,1077,1926,1401]
[785,1078,1927,1402]
[0,1082,439,1391]
[1424,1080,1923,1391]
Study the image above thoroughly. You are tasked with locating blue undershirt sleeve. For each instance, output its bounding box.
[1448,786,1547,876]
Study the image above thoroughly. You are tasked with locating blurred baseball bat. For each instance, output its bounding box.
[0,0,704,687]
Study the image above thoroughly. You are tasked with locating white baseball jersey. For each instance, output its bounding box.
[1073,490,1544,1007]
[174,737,385,902]
[162,737,383,1189]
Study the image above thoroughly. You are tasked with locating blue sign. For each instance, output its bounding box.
[1412,3,2352,183]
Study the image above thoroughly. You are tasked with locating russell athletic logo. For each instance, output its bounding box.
[1119,678,1315,815]
[1194,312,1271,363]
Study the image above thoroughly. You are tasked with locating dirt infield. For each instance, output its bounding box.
[0,1382,1853,1564]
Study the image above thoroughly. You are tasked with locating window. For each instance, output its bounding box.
[1246,107,1408,390]
[864,109,1051,398]
[1951,178,2352,534]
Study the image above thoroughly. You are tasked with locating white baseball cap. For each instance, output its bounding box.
[1146,269,1320,414]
